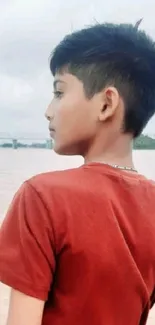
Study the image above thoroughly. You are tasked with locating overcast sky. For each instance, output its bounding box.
[0,0,155,137]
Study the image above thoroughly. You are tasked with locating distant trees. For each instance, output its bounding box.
[134,135,155,149]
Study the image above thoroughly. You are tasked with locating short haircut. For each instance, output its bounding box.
[50,23,155,137]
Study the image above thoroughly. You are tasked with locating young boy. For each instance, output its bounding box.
[0,22,155,325]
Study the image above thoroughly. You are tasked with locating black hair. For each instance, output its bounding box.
[50,22,155,137]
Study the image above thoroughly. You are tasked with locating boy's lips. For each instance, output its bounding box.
[49,127,55,138]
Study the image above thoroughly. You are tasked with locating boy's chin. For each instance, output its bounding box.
[53,142,80,156]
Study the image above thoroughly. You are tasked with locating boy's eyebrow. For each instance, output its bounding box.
[53,80,66,89]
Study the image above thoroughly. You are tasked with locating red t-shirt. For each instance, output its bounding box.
[0,163,155,325]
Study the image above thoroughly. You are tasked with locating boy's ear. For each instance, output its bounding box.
[98,87,119,122]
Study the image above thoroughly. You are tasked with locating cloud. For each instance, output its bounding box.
[0,0,155,136]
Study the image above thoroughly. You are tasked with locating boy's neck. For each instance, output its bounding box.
[84,134,135,170]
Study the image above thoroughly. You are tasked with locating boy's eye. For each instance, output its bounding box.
[53,91,63,98]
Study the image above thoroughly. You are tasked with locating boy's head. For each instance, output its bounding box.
[46,23,155,156]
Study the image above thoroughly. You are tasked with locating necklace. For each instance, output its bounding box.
[104,163,137,173]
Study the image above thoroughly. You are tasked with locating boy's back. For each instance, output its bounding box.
[1,163,155,324]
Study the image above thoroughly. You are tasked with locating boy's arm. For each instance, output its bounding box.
[150,287,155,308]
[7,289,45,325]
[0,181,56,324]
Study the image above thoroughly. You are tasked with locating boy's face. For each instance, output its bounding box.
[45,72,121,156]
[45,72,101,156]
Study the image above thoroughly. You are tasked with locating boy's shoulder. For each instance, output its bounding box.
[26,166,85,192]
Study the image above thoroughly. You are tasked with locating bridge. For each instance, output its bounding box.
[0,132,52,149]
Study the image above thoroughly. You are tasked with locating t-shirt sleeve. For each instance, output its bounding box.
[0,181,56,301]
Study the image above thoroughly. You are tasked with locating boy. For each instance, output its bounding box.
[0,22,155,325]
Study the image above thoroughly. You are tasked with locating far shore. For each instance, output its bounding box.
[0,134,155,150]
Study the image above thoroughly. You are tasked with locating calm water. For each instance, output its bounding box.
[0,148,155,220]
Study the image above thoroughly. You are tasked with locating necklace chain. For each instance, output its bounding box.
[105,163,137,173]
